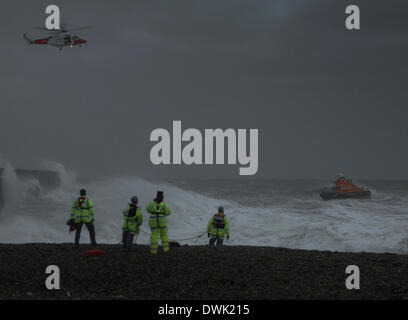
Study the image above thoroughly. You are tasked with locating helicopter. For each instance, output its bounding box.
[22,25,91,50]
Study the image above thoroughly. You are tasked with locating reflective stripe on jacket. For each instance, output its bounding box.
[70,197,94,223]
[207,213,230,239]
[122,205,143,234]
[146,201,171,229]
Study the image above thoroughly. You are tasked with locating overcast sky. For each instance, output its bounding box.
[1,0,407,180]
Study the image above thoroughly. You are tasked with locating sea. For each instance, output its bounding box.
[1,161,408,254]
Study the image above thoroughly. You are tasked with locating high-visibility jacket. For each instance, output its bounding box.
[70,197,94,223]
[207,212,230,239]
[146,200,171,229]
[122,205,143,235]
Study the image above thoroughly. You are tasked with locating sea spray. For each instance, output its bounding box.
[0,160,20,211]
[38,160,80,204]
[39,160,78,191]
[1,161,408,254]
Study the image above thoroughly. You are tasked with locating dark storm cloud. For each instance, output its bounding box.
[1,0,407,179]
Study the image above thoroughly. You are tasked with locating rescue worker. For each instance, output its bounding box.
[336,172,345,182]
[146,191,171,254]
[207,206,230,246]
[69,188,96,248]
[335,172,349,185]
[122,196,143,252]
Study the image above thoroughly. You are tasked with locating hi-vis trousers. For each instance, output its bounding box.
[150,227,169,254]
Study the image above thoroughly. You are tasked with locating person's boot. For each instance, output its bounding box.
[126,233,134,253]
[88,223,97,247]
[75,229,81,249]
[90,233,97,247]
[122,231,129,250]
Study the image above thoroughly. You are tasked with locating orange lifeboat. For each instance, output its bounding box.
[320,175,371,200]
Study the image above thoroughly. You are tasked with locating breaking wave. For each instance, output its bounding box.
[1,159,408,254]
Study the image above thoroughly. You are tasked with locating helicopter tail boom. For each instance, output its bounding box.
[22,33,33,44]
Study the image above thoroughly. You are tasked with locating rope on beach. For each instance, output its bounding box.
[138,228,207,242]
[170,231,207,242]
[194,231,208,244]
[139,228,150,236]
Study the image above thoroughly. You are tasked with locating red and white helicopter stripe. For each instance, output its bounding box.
[22,26,91,50]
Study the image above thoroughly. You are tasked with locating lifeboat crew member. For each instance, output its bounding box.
[122,196,143,252]
[207,206,230,246]
[69,188,96,249]
[146,191,171,254]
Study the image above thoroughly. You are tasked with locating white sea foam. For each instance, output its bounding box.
[1,160,408,254]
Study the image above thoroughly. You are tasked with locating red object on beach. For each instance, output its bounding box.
[85,249,105,256]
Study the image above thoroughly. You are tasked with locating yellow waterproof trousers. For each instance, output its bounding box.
[150,228,169,254]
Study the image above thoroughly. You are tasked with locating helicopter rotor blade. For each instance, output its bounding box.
[33,26,50,31]
[32,26,62,33]
[30,25,93,36]
[26,33,50,38]
[65,26,93,32]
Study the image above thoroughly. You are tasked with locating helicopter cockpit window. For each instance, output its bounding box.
[64,36,71,44]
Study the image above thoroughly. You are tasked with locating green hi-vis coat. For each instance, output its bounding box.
[207,212,230,240]
[146,200,171,254]
[70,197,94,223]
[146,201,171,229]
[122,205,143,235]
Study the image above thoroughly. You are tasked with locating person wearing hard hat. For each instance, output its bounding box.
[122,196,143,252]
[207,206,230,246]
[69,188,96,249]
[146,191,171,254]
